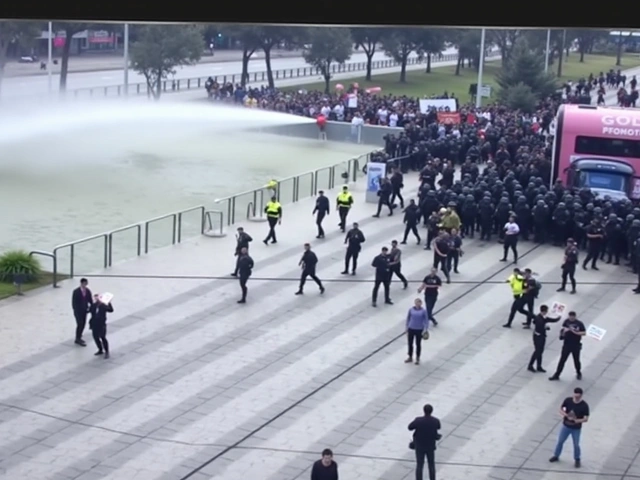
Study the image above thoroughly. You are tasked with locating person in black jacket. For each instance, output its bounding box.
[373,177,393,217]
[390,167,405,209]
[371,247,393,307]
[231,227,252,276]
[296,243,325,295]
[527,304,561,372]
[236,247,254,304]
[312,191,330,239]
[409,404,441,480]
[310,448,338,480]
[89,294,114,359]
[342,223,365,275]
[71,278,93,346]
[401,199,422,245]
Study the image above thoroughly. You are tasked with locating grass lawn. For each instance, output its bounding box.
[0,272,67,300]
[284,54,640,103]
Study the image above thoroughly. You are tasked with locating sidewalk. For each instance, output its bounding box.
[2,49,303,78]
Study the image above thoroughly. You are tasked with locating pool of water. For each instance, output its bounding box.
[0,101,375,273]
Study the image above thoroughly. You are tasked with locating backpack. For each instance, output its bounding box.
[534,280,542,298]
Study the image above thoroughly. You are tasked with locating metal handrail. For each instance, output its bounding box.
[29,250,59,288]
[144,212,178,254]
[204,210,225,236]
[107,223,142,267]
[177,206,206,243]
[53,233,109,279]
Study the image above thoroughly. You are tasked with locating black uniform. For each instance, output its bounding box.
[559,245,578,293]
[550,317,586,380]
[342,228,365,274]
[89,301,113,356]
[402,203,421,244]
[232,232,253,275]
[582,224,604,269]
[433,237,451,282]
[520,277,538,327]
[72,287,93,344]
[389,247,408,288]
[447,234,462,274]
[527,313,561,371]
[390,171,405,208]
[313,195,330,238]
[422,274,442,325]
[237,253,254,303]
[297,250,324,294]
[371,253,392,306]
[374,181,394,216]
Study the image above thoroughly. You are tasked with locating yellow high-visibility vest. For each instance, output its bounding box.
[266,201,281,218]
[337,192,353,207]
[508,274,524,295]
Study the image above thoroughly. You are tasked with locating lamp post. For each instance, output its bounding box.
[475,28,486,108]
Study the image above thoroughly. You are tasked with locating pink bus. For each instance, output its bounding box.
[552,104,640,201]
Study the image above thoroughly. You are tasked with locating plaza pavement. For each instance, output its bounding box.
[0,173,638,480]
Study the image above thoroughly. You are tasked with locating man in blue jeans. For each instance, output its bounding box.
[549,387,590,468]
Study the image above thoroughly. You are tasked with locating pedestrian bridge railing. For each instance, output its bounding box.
[61,54,449,100]
[34,149,376,288]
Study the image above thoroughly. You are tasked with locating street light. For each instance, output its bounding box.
[475,28,486,109]
[544,29,551,73]
[123,23,129,96]
[47,22,53,93]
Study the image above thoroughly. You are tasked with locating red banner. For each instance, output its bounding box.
[437,112,461,125]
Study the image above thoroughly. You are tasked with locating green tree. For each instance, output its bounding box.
[496,37,557,101]
[217,25,260,86]
[417,28,446,73]
[614,30,634,66]
[451,29,483,75]
[53,22,91,92]
[381,28,422,82]
[130,25,203,100]
[500,82,538,112]
[489,29,521,65]
[571,29,608,62]
[254,26,304,89]
[302,27,352,94]
[351,27,385,81]
[0,21,42,95]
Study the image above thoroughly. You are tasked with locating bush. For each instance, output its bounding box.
[0,250,42,283]
[499,82,538,113]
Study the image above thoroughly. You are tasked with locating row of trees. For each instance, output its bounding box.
[0,22,627,99]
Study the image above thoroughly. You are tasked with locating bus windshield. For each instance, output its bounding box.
[578,170,628,192]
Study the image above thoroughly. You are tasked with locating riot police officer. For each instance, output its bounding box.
[558,238,579,294]
[549,311,586,381]
[582,219,605,270]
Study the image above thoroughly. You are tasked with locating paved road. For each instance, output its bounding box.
[0,171,637,480]
[1,48,443,99]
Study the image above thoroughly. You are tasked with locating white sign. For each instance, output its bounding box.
[99,292,114,304]
[347,94,358,108]
[419,98,457,113]
[586,324,607,341]
[365,162,386,204]
[480,85,492,98]
[551,301,566,317]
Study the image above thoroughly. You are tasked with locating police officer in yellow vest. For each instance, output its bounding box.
[263,196,283,245]
[336,186,354,233]
[503,267,526,328]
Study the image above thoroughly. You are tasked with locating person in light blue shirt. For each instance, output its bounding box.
[405,298,429,365]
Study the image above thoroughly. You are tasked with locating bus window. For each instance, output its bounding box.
[578,170,627,191]
[575,136,640,159]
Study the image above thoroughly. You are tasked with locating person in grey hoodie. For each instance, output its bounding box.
[405,298,429,365]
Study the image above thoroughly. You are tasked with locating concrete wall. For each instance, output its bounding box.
[251,121,403,147]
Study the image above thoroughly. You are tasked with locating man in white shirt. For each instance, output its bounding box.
[388,110,399,127]
[320,104,331,118]
[351,113,364,141]
[377,107,389,125]
[333,103,345,121]
[501,215,520,264]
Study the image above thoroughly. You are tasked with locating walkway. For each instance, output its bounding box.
[0,174,638,480]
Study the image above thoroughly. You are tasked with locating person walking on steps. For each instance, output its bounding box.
[527,304,561,373]
[500,215,520,264]
[549,387,589,469]
[263,196,282,245]
[558,238,578,294]
[405,298,429,365]
[401,199,421,245]
[313,190,330,239]
[89,294,113,359]
[231,227,252,276]
[418,268,442,326]
[296,243,325,295]
[71,278,93,347]
[236,247,254,304]
[336,186,353,233]
[549,311,586,381]
[342,222,365,275]
[389,240,409,289]
[371,246,393,307]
